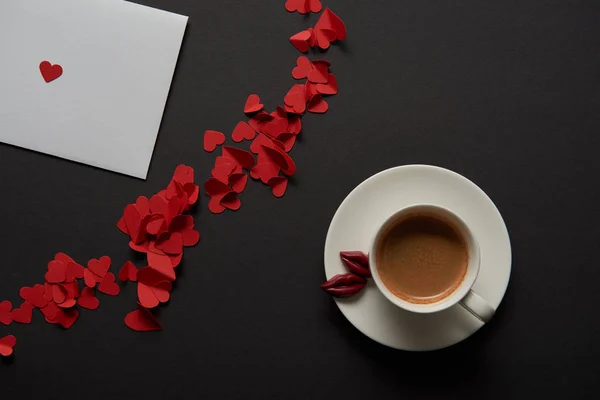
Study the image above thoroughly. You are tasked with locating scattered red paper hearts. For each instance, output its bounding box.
[39,61,63,83]
[0,3,347,351]
[117,166,200,330]
[204,130,226,152]
[203,30,342,212]
[124,304,162,332]
[244,94,264,114]
[0,335,17,357]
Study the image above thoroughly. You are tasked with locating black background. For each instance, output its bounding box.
[1,0,600,398]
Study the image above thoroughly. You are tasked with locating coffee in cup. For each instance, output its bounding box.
[369,204,495,321]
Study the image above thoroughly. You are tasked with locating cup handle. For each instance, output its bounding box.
[459,290,495,322]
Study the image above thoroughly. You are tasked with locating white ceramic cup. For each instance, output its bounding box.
[369,204,495,322]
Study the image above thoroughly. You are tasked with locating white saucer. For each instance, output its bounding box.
[323,165,511,351]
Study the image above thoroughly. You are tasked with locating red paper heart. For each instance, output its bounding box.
[65,262,85,282]
[315,28,337,50]
[52,284,67,304]
[307,62,329,83]
[83,268,98,288]
[125,304,162,332]
[250,162,281,184]
[292,56,313,80]
[268,176,289,198]
[261,145,297,176]
[40,301,60,322]
[316,73,338,95]
[284,84,307,114]
[88,256,111,279]
[222,146,256,169]
[57,298,77,309]
[220,191,241,211]
[77,287,100,310]
[45,260,67,283]
[203,130,225,152]
[138,281,172,309]
[231,121,256,142]
[0,335,17,357]
[290,29,313,53]
[118,261,138,282]
[0,301,13,325]
[11,302,34,324]
[229,173,248,193]
[123,204,143,243]
[39,61,63,83]
[146,253,176,281]
[262,118,288,138]
[145,215,167,235]
[307,94,329,113]
[58,308,79,329]
[244,94,263,114]
[19,284,48,308]
[98,273,120,296]
[55,252,75,264]
[277,133,297,152]
[156,232,183,255]
[315,8,347,41]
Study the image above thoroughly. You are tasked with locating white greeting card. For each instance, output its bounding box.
[0,0,188,179]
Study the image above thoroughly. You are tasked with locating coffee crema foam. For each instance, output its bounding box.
[375,213,468,304]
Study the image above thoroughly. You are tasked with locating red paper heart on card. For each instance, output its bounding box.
[39,61,63,83]
[0,301,13,325]
[0,335,17,357]
[98,273,120,296]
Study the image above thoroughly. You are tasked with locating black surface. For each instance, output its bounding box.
[1,0,600,398]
